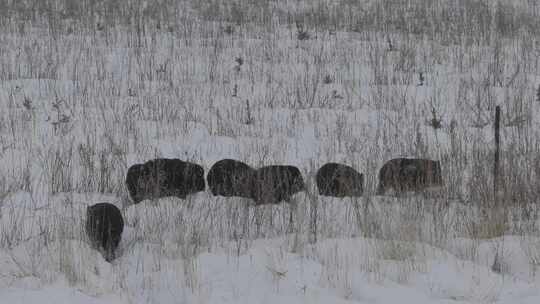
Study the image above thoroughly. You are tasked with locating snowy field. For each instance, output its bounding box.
[1,0,540,303]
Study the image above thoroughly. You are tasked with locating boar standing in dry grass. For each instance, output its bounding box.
[377,158,443,195]
[85,203,124,262]
[207,159,256,199]
[126,158,205,204]
[316,163,364,197]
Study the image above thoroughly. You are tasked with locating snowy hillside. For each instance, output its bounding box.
[0,0,539,303]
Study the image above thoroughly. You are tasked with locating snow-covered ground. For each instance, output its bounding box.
[3,236,540,304]
[1,191,539,303]
[1,0,540,303]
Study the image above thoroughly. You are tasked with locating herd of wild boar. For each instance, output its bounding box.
[86,157,443,261]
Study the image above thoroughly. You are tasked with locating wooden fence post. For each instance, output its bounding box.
[494,106,501,203]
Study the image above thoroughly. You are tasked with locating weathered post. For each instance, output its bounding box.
[494,106,501,203]
[309,194,318,244]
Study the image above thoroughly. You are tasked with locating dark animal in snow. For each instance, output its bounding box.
[316,163,363,197]
[252,165,305,205]
[251,165,306,233]
[85,203,124,262]
[207,159,256,199]
[125,158,205,203]
[376,158,443,195]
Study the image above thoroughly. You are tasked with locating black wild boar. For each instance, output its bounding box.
[207,159,256,199]
[316,163,363,197]
[126,158,205,203]
[377,158,443,195]
[85,203,124,262]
